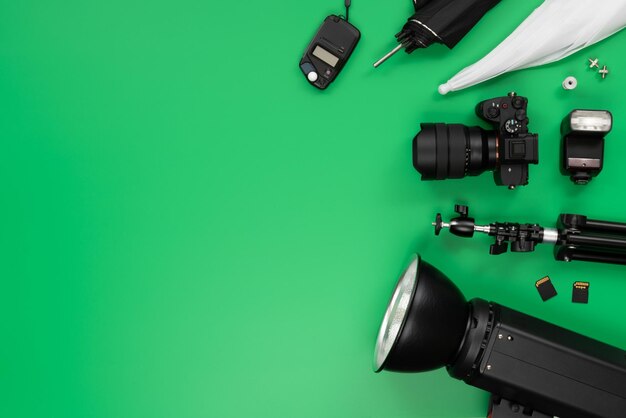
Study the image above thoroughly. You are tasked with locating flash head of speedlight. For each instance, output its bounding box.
[561,109,613,185]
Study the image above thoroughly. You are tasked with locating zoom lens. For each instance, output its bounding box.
[413,123,498,180]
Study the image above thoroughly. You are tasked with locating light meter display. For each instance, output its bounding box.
[312,46,339,67]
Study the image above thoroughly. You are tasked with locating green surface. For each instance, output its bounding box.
[2,0,626,417]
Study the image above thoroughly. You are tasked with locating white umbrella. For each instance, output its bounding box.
[438,0,626,95]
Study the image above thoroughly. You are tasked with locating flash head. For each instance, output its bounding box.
[374,254,469,372]
[561,109,613,185]
[374,255,626,417]
[565,110,613,133]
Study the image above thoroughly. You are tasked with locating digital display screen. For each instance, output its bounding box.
[312,46,339,67]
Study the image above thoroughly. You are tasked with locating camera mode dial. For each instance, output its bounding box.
[505,119,521,134]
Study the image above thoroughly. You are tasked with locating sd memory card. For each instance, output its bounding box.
[573,281,590,304]
[536,276,557,301]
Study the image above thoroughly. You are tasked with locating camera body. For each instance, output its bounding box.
[412,92,539,189]
[475,93,538,188]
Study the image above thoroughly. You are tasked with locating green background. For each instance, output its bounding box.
[2,0,626,416]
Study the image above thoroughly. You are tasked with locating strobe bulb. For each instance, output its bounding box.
[374,254,626,418]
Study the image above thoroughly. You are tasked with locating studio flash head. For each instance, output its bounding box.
[374,254,626,418]
[413,92,539,189]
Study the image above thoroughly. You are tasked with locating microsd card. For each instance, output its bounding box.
[536,276,557,301]
[573,281,590,304]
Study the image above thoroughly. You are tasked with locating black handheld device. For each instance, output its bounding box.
[299,2,360,90]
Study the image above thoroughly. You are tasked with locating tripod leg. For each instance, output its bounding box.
[560,214,626,234]
[556,246,626,265]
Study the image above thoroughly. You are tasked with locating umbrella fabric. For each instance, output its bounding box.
[438,0,626,95]
[410,0,501,49]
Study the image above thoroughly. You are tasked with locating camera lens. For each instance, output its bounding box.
[413,123,497,180]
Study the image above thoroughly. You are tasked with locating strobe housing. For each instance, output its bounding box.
[374,255,626,418]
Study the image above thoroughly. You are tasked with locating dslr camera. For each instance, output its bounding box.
[413,92,539,189]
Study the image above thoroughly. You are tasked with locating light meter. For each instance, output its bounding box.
[299,8,360,90]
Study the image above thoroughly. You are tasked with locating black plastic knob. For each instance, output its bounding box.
[511,240,536,253]
[434,213,443,236]
[487,107,500,119]
[489,241,508,255]
[454,205,469,217]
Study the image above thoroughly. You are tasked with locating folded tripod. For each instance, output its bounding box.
[434,205,626,265]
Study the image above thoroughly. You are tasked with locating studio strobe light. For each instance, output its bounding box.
[374,255,626,418]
